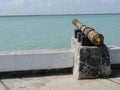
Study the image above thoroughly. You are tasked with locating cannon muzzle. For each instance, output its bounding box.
[72,19,104,46]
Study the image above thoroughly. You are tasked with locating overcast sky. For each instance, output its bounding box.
[0,0,120,15]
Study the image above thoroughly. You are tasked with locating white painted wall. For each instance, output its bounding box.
[108,46,120,64]
[0,49,73,72]
[0,47,119,72]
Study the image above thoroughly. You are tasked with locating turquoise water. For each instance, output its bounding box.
[0,14,120,51]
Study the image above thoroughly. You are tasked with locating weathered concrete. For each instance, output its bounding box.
[0,69,120,90]
[72,37,111,79]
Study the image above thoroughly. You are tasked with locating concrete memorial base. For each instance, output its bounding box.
[71,37,111,79]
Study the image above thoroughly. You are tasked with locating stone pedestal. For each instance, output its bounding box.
[71,37,111,79]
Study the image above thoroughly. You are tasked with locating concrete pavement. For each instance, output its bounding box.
[0,69,120,90]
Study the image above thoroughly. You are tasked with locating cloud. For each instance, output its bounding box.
[12,0,24,5]
[0,0,120,15]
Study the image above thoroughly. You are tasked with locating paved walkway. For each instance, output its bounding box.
[0,69,120,90]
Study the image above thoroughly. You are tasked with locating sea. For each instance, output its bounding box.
[0,14,120,51]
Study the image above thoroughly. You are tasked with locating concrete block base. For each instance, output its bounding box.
[72,37,111,79]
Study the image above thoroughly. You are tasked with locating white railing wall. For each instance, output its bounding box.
[0,47,119,72]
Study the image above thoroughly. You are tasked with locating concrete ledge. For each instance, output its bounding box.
[108,46,120,64]
[0,47,119,72]
[0,49,73,72]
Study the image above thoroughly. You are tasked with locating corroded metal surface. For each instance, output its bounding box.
[72,19,104,46]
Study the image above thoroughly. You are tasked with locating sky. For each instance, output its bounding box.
[0,0,120,15]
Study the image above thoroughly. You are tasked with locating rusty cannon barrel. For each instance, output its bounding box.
[72,19,104,46]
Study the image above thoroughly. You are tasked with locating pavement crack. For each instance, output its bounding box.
[107,79,120,85]
[0,80,9,90]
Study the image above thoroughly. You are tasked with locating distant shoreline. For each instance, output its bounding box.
[0,13,120,17]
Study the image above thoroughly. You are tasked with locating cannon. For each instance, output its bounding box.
[72,19,104,46]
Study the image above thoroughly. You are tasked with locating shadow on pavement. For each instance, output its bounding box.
[0,68,72,79]
[111,68,120,78]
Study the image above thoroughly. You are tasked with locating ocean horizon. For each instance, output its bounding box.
[0,14,120,51]
[0,13,120,17]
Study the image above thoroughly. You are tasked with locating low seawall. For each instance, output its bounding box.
[0,49,73,72]
[0,47,119,72]
[109,46,120,64]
